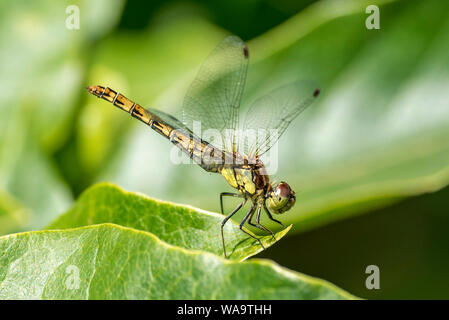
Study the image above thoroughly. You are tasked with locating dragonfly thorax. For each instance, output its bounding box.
[220,160,270,198]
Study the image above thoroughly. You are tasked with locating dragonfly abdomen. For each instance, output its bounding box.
[87,85,155,123]
[169,130,224,172]
[87,85,224,173]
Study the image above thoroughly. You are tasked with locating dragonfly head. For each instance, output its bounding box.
[267,181,296,214]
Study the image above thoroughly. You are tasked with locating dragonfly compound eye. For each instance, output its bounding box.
[268,182,296,214]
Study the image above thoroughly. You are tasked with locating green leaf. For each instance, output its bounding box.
[0,224,356,299]
[48,183,291,261]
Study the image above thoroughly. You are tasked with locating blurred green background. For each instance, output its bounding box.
[1,0,449,299]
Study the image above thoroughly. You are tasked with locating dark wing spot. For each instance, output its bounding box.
[313,88,320,97]
[243,45,249,59]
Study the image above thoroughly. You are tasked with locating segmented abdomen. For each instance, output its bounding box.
[87,85,227,173]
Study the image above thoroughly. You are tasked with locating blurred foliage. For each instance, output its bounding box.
[118,0,317,40]
[0,0,125,231]
[0,0,448,299]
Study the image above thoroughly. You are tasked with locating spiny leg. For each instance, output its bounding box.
[248,203,275,239]
[263,201,286,228]
[256,204,276,240]
[239,204,265,250]
[220,192,243,215]
[221,198,247,258]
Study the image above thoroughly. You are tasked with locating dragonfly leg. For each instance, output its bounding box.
[221,198,247,258]
[263,201,286,228]
[220,192,243,215]
[239,204,265,251]
[248,203,275,239]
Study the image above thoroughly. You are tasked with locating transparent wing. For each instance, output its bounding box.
[242,81,320,158]
[181,35,249,153]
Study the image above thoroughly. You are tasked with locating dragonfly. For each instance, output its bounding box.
[87,36,320,258]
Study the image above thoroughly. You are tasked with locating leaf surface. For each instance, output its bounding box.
[48,183,291,261]
[0,224,355,299]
